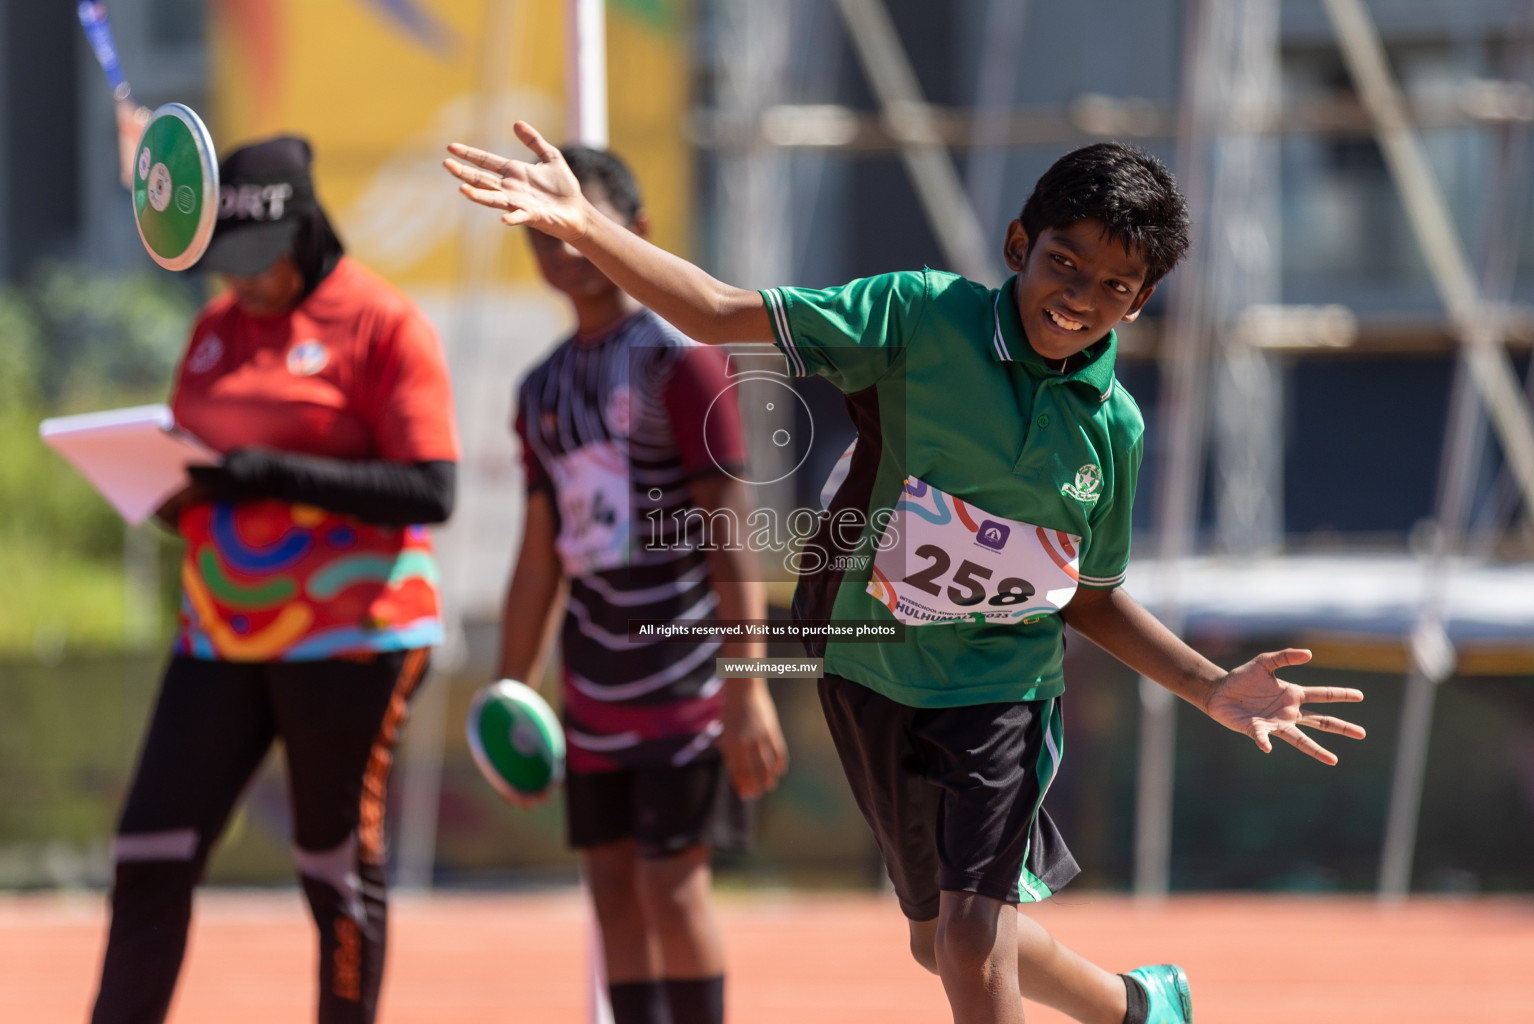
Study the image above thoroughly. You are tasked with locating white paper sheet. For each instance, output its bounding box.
[38,404,219,525]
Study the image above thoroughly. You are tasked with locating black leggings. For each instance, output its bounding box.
[90,650,429,1024]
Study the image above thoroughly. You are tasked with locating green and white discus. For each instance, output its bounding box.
[131,103,218,271]
[466,679,566,800]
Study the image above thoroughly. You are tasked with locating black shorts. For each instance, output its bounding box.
[819,673,1079,921]
[564,756,753,858]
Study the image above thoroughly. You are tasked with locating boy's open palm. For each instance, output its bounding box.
[1204,649,1366,765]
[445,122,588,240]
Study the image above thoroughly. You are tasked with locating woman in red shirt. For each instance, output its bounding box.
[90,136,459,1024]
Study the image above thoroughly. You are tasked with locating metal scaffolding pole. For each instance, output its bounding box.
[395,0,530,892]
[1317,0,1534,899]
[963,0,1030,238]
[716,0,795,516]
[1321,0,1534,511]
[1209,0,1282,556]
[1134,0,1283,897]
[833,0,1000,284]
[1134,0,1220,899]
[565,0,608,147]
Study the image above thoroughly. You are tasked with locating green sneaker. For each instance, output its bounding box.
[1126,964,1192,1024]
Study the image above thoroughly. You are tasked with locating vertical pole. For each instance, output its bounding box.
[1133,677,1178,897]
[716,0,795,528]
[833,0,1000,284]
[122,522,159,649]
[567,5,611,1021]
[1134,0,1219,900]
[1210,0,1282,556]
[1320,0,1534,509]
[395,0,523,893]
[566,0,609,148]
[1378,354,1480,899]
[1316,0,1534,898]
[963,0,1030,237]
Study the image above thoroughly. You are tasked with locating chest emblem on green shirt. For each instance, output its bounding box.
[1061,463,1102,506]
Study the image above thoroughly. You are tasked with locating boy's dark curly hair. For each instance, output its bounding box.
[1019,142,1190,286]
[560,145,643,223]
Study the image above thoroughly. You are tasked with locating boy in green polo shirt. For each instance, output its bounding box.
[446,125,1367,1024]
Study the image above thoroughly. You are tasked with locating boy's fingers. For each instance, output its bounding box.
[457,182,508,210]
[1275,725,1340,765]
[446,160,515,196]
[772,739,790,777]
[445,142,513,174]
[1299,714,1367,739]
[506,788,550,810]
[1257,648,1312,672]
[726,740,779,799]
[442,158,488,187]
[1302,685,1364,704]
[514,121,561,163]
[728,760,762,799]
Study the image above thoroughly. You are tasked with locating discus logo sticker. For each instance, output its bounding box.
[147,164,173,212]
[174,185,197,214]
[137,147,151,181]
[287,340,329,376]
[976,520,1011,551]
[187,335,223,374]
[1061,463,1102,505]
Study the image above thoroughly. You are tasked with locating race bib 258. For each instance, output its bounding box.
[866,477,1080,626]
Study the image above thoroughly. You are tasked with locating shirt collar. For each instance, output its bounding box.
[991,276,1118,401]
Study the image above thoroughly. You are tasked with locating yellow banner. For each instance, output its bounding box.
[209,0,692,288]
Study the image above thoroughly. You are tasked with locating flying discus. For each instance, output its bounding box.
[131,102,219,271]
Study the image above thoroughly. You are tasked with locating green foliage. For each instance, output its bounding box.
[0,286,42,410]
[0,263,196,658]
[0,655,160,853]
[13,261,193,412]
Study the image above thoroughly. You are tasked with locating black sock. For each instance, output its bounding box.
[608,979,670,1024]
[664,975,724,1024]
[1121,974,1149,1024]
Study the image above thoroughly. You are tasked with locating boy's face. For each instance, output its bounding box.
[528,183,647,297]
[1004,218,1155,363]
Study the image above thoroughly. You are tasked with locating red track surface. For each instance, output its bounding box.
[4,889,1532,1023]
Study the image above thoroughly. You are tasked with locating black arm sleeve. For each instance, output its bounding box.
[188,449,456,527]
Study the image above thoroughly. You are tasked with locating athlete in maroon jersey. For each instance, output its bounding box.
[499,147,787,1024]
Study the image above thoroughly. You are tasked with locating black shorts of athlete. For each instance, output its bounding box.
[819,673,1080,921]
[564,755,754,858]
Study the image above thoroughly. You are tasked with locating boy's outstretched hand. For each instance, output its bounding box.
[444,122,589,241]
[1204,648,1366,765]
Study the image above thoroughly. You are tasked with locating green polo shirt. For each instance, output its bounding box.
[762,269,1144,707]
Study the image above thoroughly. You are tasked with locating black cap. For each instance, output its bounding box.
[197,135,321,276]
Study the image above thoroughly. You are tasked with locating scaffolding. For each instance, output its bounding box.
[394,0,1534,899]
[700,0,1534,900]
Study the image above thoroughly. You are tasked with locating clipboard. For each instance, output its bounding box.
[39,404,218,525]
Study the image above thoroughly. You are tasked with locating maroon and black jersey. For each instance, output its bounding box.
[515,310,745,772]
